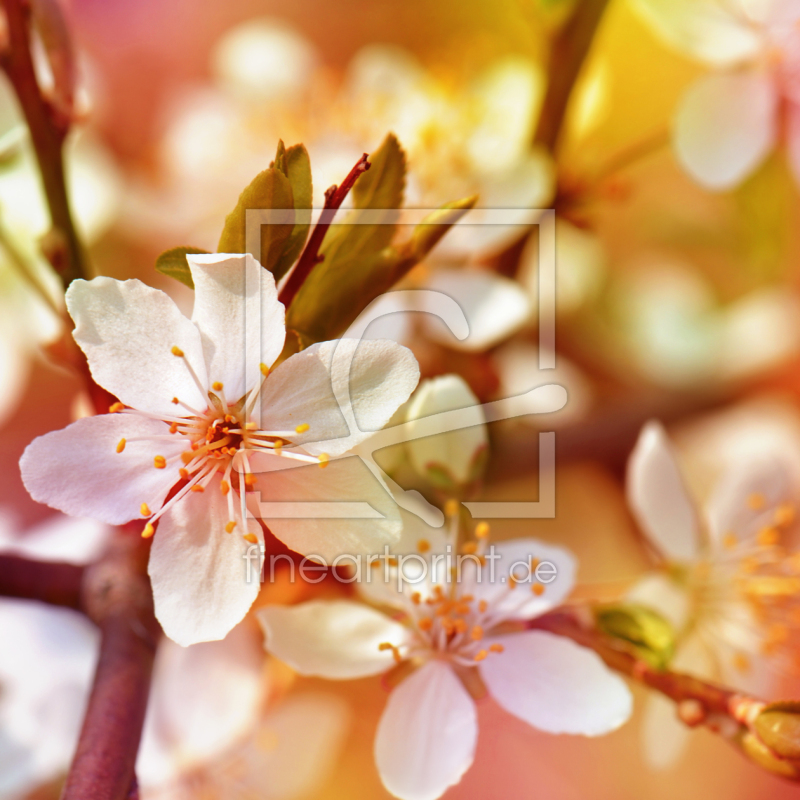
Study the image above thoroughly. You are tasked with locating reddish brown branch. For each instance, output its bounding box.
[0,554,84,609]
[533,0,610,153]
[278,153,370,308]
[60,534,160,800]
[0,0,87,287]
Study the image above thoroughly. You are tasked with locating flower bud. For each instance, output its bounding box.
[738,730,800,781]
[594,603,676,669]
[753,701,800,762]
[405,375,488,489]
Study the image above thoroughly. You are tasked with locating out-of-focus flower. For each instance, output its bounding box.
[20,254,419,645]
[626,418,800,767]
[404,375,487,488]
[632,0,800,189]
[0,78,121,425]
[0,512,108,798]
[609,261,800,388]
[259,520,631,800]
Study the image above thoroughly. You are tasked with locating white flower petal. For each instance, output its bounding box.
[375,660,477,800]
[674,72,777,190]
[137,623,265,786]
[626,573,692,631]
[20,414,184,525]
[149,483,263,646]
[626,421,701,563]
[479,630,632,735]
[420,269,531,352]
[248,453,403,561]
[260,338,419,456]
[468,538,577,621]
[258,600,411,679]
[188,253,285,401]
[405,375,487,485]
[67,277,208,416]
[640,692,691,770]
[631,0,764,66]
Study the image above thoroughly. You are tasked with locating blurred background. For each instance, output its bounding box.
[3,0,800,798]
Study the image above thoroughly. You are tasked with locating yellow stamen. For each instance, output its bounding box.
[225,521,237,533]
[245,421,258,430]
[220,480,230,495]
[775,503,796,527]
[153,455,167,469]
[444,499,460,517]
[475,522,490,539]
[244,473,257,486]
[141,523,155,539]
[489,643,504,654]
[243,532,258,544]
[212,381,223,391]
[171,346,184,357]
[191,485,205,493]
[295,423,310,434]
[116,438,126,453]
[411,592,421,605]
[109,402,125,413]
[473,649,488,662]
[417,539,431,553]
[140,503,151,517]
[171,397,179,405]
[757,526,779,547]
[318,453,329,469]
[179,468,189,480]
[478,599,488,613]
[470,625,484,641]
[260,363,270,377]
[532,583,545,596]
[418,617,433,631]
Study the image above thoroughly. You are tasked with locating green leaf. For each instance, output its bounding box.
[217,166,295,274]
[155,246,210,289]
[273,139,288,175]
[272,143,313,280]
[594,603,676,670]
[287,192,476,345]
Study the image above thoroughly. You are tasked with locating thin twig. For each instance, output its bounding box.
[533,0,610,153]
[0,554,83,608]
[0,0,88,287]
[278,153,370,308]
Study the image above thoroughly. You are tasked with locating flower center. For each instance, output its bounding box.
[112,349,329,542]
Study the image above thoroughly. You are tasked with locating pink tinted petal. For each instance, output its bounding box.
[148,483,263,646]
[188,253,285,401]
[247,452,402,561]
[674,72,777,190]
[626,421,700,563]
[375,660,477,800]
[480,630,632,735]
[259,338,419,456]
[258,600,411,679]
[67,278,207,417]
[20,415,183,525]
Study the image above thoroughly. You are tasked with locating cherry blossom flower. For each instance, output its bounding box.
[626,418,800,767]
[632,0,800,189]
[20,253,419,645]
[258,516,632,800]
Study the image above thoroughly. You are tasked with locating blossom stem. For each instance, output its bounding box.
[0,554,84,608]
[61,532,161,800]
[0,0,89,288]
[533,0,610,153]
[278,153,371,308]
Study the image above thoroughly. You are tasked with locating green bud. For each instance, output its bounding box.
[155,246,210,289]
[739,730,800,780]
[753,701,800,762]
[594,603,676,669]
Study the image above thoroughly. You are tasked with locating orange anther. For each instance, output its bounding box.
[153,455,167,469]
[116,438,126,453]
